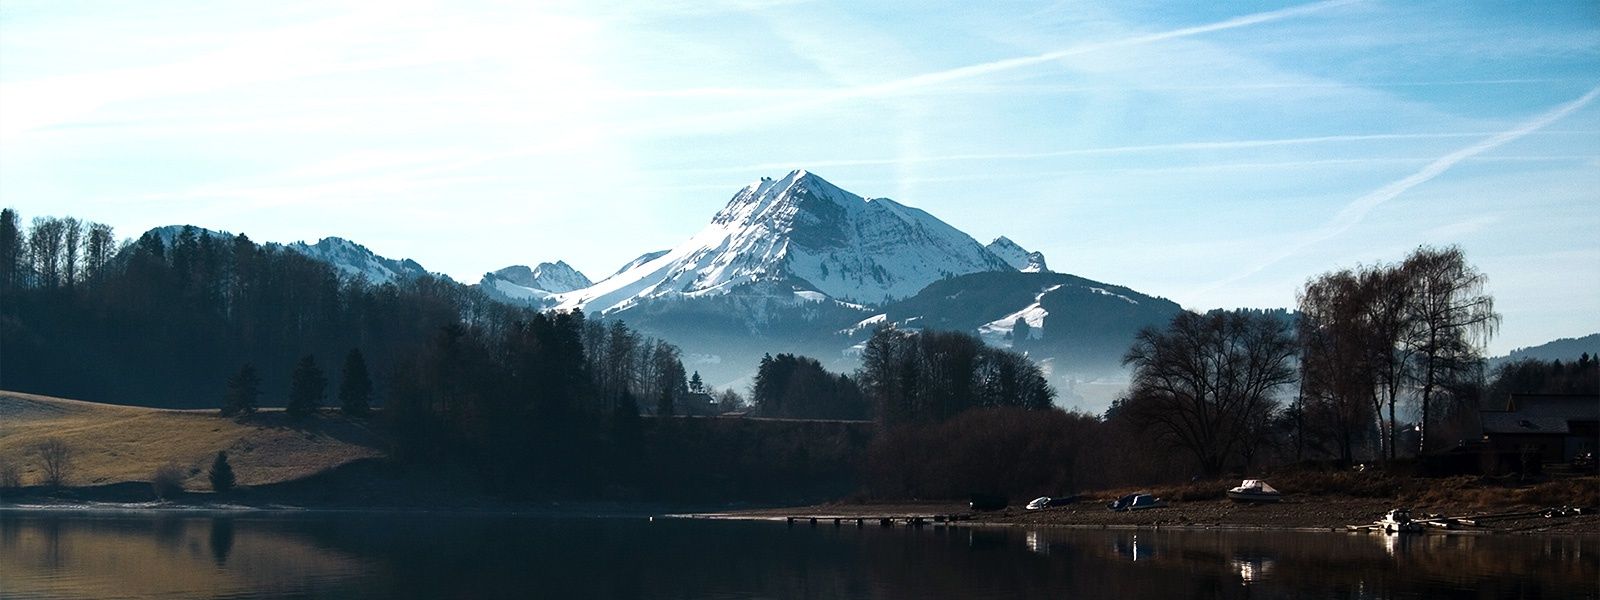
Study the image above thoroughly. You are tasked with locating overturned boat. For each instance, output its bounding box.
[1226,480,1282,503]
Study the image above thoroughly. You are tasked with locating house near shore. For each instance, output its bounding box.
[1479,394,1600,465]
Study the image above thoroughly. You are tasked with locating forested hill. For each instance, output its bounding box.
[0,215,688,413]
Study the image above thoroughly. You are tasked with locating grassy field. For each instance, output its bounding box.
[0,390,386,491]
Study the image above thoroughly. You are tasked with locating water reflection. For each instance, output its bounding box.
[1231,556,1275,584]
[210,517,235,565]
[0,513,1594,600]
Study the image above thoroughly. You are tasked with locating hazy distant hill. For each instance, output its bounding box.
[1491,333,1600,368]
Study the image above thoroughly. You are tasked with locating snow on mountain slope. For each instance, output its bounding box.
[479,261,593,305]
[986,236,1049,273]
[284,237,430,285]
[977,284,1063,346]
[609,250,669,278]
[493,262,592,293]
[558,170,1015,313]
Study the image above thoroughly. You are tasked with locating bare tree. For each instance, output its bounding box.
[1121,310,1298,477]
[1298,270,1377,463]
[1360,264,1415,461]
[1402,246,1499,455]
[28,217,66,289]
[61,217,82,287]
[31,438,73,489]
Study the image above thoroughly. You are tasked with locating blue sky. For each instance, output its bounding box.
[2,0,1596,354]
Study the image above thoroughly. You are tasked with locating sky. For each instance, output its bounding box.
[2,0,1596,355]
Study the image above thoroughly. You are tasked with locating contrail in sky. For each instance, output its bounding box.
[826,0,1361,100]
[1189,85,1600,299]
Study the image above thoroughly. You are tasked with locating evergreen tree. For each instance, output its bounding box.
[1012,317,1031,349]
[222,364,261,417]
[209,451,235,493]
[339,348,373,417]
[689,371,704,393]
[0,208,21,291]
[287,355,326,419]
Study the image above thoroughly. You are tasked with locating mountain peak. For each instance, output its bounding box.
[482,260,593,305]
[561,170,1014,312]
[986,237,1049,273]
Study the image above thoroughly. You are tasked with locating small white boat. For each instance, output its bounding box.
[1226,479,1282,503]
[1377,508,1423,534]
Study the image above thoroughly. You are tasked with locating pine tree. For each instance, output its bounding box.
[287,355,326,420]
[209,451,235,493]
[1012,317,1031,349]
[689,371,704,393]
[0,208,21,291]
[222,364,261,417]
[339,348,373,417]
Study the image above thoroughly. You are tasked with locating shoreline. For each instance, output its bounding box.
[675,497,1600,536]
[6,496,1597,537]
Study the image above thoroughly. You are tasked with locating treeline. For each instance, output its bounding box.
[1485,354,1599,402]
[1,211,491,406]
[860,328,1055,423]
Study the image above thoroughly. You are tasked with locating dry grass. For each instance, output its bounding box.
[0,390,385,490]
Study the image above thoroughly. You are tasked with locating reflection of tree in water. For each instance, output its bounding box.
[209,518,234,566]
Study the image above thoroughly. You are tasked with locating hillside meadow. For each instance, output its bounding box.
[0,391,384,491]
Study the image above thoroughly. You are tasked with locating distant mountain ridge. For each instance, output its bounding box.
[1491,333,1600,367]
[284,237,430,285]
[480,261,594,306]
[146,225,436,286]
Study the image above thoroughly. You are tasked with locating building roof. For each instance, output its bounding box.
[1482,414,1573,435]
[1482,394,1598,435]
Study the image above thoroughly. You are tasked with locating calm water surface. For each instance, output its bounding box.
[1,512,1594,599]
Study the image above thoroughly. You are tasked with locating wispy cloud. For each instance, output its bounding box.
[1188,85,1600,298]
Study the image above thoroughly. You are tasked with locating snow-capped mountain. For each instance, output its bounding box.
[986,236,1049,273]
[557,170,1015,314]
[285,237,430,285]
[480,261,593,305]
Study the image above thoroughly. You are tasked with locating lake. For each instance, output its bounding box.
[1,512,1594,599]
